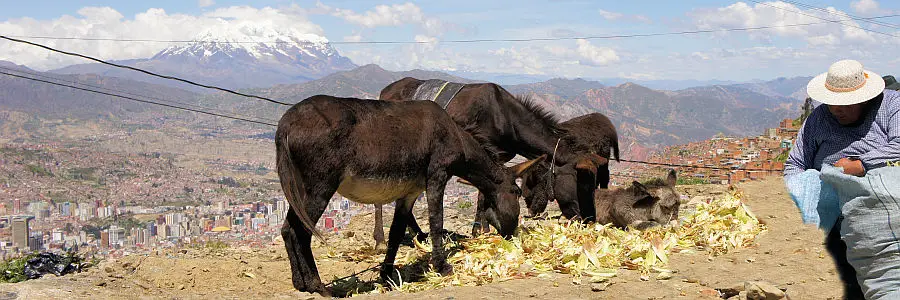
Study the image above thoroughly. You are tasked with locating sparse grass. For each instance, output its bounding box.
[676,177,709,185]
[457,201,473,209]
[67,167,98,181]
[774,150,790,162]
[0,253,36,283]
[26,164,53,177]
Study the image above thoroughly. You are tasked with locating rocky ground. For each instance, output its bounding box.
[0,178,844,300]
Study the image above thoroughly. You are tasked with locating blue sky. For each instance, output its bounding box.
[2,0,900,81]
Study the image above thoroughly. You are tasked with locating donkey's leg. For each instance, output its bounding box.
[597,165,610,189]
[373,204,385,250]
[426,173,453,276]
[379,196,416,284]
[470,193,493,237]
[406,192,428,242]
[281,200,329,296]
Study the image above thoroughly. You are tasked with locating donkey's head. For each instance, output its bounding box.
[459,155,546,238]
[608,169,680,229]
[521,153,609,218]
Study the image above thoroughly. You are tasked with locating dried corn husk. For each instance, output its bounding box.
[340,189,766,296]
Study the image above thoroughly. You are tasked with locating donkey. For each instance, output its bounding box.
[594,169,681,230]
[521,112,621,221]
[275,95,544,295]
[372,77,611,244]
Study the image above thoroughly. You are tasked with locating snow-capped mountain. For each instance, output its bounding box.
[51,26,357,91]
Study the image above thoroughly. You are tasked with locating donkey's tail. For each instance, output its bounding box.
[277,133,325,243]
[612,135,621,162]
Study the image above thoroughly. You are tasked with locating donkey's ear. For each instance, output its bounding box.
[665,169,677,187]
[575,154,608,173]
[588,153,609,166]
[574,157,598,173]
[632,181,650,196]
[510,154,547,177]
[457,178,474,186]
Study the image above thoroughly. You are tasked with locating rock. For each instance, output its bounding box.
[656,272,673,280]
[95,280,107,287]
[591,282,610,292]
[518,263,534,273]
[745,281,785,300]
[700,289,721,297]
[718,282,745,298]
[178,284,185,290]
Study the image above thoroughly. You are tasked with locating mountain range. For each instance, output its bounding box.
[49,27,356,92]
[0,31,813,160]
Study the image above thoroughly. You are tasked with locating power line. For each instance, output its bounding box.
[0,70,278,127]
[779,0,900,29]
[747,0,896,37]
[6,14,900,45]
[0,35,293,106]
[0,66,279,124]
[614,158,782,172]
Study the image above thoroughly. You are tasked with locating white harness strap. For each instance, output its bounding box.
[547,138,561,199]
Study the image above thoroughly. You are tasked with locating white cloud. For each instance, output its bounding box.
[319,2,445,36]
[850,0,881,16]
[481,40,619,76]
[598,9,652,23]
[575,39,619,66]
[198,0,215,8]
[0,6,325,70]
[598,9,623,21]
[343,34,362,42]
[688,1,879,46]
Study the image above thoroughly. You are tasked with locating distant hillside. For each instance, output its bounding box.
[506,78,605,100]
[729,76,812,101]
[0,64,200,119]
[1,59,801,158]
[246,64,482,103]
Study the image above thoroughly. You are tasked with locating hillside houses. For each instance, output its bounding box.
[615,118,799,185]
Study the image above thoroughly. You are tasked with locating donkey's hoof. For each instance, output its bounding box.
[435,262,453,276]
[379,265,401,287]
[415,232,429,243]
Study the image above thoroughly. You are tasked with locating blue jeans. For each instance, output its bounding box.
[821,165,900,300]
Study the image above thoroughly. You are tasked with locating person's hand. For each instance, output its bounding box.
[834,158,866,176]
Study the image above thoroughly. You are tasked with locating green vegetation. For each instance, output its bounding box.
[67,167,98,181]
[26,164,53,177]
[82,215,147,239]
[457,201,473,209]
[775,150,790,162]
[0,253,35,283]
[676,177,709,185]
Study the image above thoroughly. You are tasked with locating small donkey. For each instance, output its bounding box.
[594,169,681,230]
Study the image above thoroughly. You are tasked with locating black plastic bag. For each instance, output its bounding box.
[22,252,85,279]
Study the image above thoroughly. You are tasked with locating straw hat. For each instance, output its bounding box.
[807,59,884,106]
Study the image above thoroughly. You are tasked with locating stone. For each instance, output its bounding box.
[591,282,610,292]
[700,289,721,297]
[745,281,785,300]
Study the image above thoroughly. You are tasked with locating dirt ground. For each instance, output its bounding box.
[0,178,844,300]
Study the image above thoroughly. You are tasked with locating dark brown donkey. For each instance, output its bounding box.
[371,77,609,246]
[275,95,544,295]
[522,112,621,221]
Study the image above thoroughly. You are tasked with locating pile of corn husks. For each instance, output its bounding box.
[352,188,765,295]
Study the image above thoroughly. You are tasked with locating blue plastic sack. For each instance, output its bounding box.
[783,169,841,232]
[820,165,900,300]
